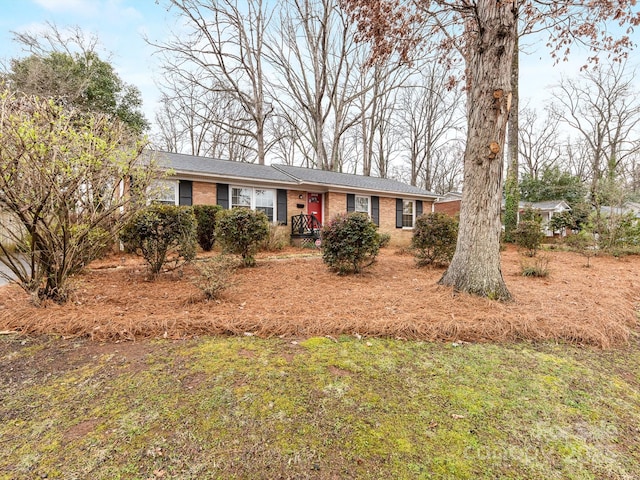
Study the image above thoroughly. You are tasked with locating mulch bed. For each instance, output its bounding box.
[1,246,638,348]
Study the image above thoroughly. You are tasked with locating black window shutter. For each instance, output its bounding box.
[217,183,229,209]
[416,200,423,217]
[396,198,403,228]
[178,180,192,206]
[371,196,380,225]
[277,189,288,225]
[347,194,355,212]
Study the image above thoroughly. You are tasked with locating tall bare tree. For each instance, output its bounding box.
[503,27,520,243]
[267,0,334,169]
[517,106,563,180]
[561,137,594,182]
[371,87,400,179]
[341,58,408,177]
[396,62,464,190]
[428,142,465,194]
[154,73,254,160]
[267,114,315,166]
[269,0,338,170]
[155,80,220,157]
[503,6,549,242]
[550,61,640,208]
[154,0,274,164]
[267,0,388,171]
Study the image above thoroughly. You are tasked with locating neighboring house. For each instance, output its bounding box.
[433,191,462,216]
[151,151,439,245]
[599,202,640,218]
[515,200,572,237]
[428,191,572,237]
[437,191,463,201]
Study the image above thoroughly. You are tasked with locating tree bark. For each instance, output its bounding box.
[439,2,516,301]
[503,24,519,242]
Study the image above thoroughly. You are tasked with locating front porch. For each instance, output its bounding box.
[290,213,322,247]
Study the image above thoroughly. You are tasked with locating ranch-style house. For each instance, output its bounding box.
[149,151,439,246]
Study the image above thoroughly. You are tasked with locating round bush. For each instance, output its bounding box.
[412,212,458,267]
[120,204,197,274]
[321,212,382,274]
[215,208,269,267]
[193,204,222,251]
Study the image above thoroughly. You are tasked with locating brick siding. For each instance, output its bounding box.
[378,196,396,233]
[433,200,461,217]
[186,181,433,247]
[377,197,435,247]
[325,192,347,223]
[192,181,217,205]
[287,190,308,220]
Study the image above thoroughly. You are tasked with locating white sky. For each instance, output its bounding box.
[1,0,638,136]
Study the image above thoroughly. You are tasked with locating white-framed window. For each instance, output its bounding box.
[402,200,415,228]
[255,188,274,221]
[231,186,252,209]
[355,195,370,214]
[231,186,276,222]
[149,179,178,204]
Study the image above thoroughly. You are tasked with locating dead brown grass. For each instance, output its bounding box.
[0,246,638,348]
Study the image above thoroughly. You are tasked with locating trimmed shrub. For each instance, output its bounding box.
[514,220,544,257]
[321,212,381,274]
[120,205,197,275]
[193,204,222,251]
[412,212,458,267]
[215,208,270,267]
[192,255,239,300]
[261,224,290,251]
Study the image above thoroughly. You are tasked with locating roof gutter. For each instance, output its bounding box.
[165,169,298,187]
[295,182,439,200]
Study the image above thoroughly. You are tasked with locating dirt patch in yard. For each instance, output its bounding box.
[0,246,638,348]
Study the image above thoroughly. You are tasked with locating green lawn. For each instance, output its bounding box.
[1,334,639,479]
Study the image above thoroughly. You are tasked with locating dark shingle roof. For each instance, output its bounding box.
[149,150,438,198]
[152,151,296,184]
[272,164,437,198]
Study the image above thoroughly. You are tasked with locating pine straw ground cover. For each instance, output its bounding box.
[0,245,639,348]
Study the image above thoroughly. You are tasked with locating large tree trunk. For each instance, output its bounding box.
[439,2,516,301]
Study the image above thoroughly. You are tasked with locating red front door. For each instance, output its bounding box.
[307,193,322,225]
